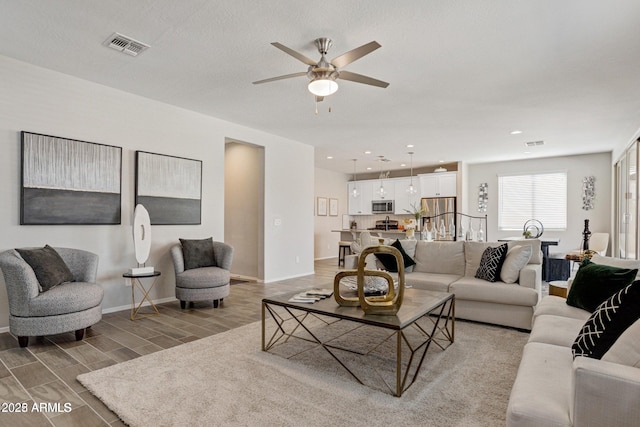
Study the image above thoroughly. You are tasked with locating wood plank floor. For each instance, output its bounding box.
[0,258,341,426]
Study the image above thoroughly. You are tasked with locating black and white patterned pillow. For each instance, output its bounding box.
[475,243,508,282]
[572,281,640,359]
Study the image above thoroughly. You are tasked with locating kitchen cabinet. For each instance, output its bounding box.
[347,180,373,215]
[419,172,457,197]
[372,178,394,201]
[393,177,421,214]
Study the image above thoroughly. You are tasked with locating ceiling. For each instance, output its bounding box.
[2,0,640,174]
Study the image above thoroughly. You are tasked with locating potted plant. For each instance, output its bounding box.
[404,202,426,231]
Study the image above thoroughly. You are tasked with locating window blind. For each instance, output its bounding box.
[498,172,567,230]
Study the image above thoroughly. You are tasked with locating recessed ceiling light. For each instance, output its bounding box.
[326,156,333,159]
[406,144,414,148]
[400,163,406,167]
[524,151,531,154]
[438,160,445,163]
[364,151,372,154]
[510,130,523,135]
[366,167,372,170]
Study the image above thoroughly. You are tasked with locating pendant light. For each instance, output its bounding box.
[351,159,360,198]
[406,151,418,195]
[377,156,387,198]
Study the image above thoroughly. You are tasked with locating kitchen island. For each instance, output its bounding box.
[333,229,412,242]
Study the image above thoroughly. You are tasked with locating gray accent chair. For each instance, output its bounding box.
[170,242,233,309]
[0,248,104,347]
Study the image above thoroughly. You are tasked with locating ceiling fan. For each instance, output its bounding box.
[253,37,389,102]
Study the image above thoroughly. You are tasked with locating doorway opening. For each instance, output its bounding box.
[224,139,265,281]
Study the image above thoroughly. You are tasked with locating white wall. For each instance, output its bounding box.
[314,168,349,260]
[0,55,314,328]
[466,152,612,254]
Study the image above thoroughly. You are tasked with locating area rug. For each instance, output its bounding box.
[78,317,528,427]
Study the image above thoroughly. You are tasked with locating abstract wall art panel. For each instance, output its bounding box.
[21,131,122,225]
[135,151,202,225]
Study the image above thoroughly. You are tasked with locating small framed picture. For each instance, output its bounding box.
[329,198,338,216]
[317,197,327,216]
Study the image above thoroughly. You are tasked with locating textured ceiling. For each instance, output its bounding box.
[1,0,640,174]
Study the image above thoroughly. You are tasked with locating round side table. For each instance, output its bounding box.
[123,271,161,320]
[549,280,569,298]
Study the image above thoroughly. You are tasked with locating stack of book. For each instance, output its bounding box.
[288,288,334,303]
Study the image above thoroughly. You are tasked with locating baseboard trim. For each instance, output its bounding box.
[264,271,315,283]
[101,296,177,314]
[231,274,259,282]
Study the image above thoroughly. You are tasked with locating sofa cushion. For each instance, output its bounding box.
[566,258,637,312]
[590,254,640,280]
[506,342,573,427]
[475,243,508,282]
[528,314,585,347]
[501,245,533,284]
[533,296,591,322]
[404,272,460,292]
[413,241,464,275]
[602,319,640,367]
[16,245,75,292]
[28,281,104,316]
[572,281,640,359]
[506,239,542,264]
[464,241,496,277]
[450,277,539,306]
[180,237,215,270]
[374,239,416,272]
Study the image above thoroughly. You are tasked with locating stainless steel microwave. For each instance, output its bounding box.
[372,200,394,213]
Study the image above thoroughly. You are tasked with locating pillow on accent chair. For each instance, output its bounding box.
[475,243,508,282]
[500,245,532,284]
[566,259,637,312]
[374,239,416,273]
[572,281,640,359]
[15,245,75,292]
[179,237,215,270]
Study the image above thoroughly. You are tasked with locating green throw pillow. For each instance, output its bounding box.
[566,259,638,312]
[374,239,416,273]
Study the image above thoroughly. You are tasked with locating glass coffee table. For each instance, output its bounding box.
[262,288,454,397]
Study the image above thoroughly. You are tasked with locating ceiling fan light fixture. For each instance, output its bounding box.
[308,78,338,97]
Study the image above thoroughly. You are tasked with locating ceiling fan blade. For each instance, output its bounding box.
[315,96,324,102]
[331,41,381,68]
[252,72,307,85]
[271,42,317,66]
[339,71,389,88]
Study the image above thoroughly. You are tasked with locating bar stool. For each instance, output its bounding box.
[338,241,352,266]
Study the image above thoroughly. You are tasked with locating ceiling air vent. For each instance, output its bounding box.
[104,33,149,57]
[524,140,544,147]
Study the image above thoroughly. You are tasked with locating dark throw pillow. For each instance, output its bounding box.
[475,243,508,282]
[15,245,74,292]
[572,281,640,359]
[180,237,215,270]
[374,239,416,273]
[566,259,637,312]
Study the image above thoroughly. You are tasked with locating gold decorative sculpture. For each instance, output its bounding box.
[334,245,405,315]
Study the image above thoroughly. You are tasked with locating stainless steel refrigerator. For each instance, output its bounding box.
[420,197,457,241]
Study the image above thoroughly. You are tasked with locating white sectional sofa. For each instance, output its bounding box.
[506,255,640,427]
[345,239,542,330]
